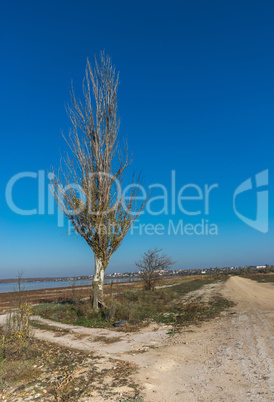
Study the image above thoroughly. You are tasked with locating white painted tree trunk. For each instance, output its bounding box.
[92,255,105,311]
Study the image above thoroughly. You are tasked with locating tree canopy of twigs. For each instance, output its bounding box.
[136,249,175,291]
[51,52,147,310]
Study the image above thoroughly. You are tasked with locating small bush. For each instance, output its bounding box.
[2,303,33,361]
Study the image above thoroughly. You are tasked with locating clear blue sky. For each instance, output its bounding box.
[1,0,274,279]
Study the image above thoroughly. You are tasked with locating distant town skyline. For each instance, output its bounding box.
[0,263,269,282]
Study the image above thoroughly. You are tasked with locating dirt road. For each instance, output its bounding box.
[124,276,274,401]
[2,276,273,401]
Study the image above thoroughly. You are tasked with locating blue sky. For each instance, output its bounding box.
[1,0,274,279]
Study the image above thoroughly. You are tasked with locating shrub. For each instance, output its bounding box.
[2,303,32,360]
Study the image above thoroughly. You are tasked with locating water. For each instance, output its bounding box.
[0,277,141,294]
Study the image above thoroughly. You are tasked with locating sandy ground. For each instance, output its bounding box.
[124,276,274,401]
[1,276,273,401]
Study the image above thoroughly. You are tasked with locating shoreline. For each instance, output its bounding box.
[0,276,139,285]
[0,279,144,312]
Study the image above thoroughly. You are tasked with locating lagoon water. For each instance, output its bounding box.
[0,277,140,294]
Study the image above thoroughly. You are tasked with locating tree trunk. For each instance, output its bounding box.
[92,255,105,311]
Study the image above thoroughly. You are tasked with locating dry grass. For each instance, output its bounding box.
[0,336,141,401]
[240,272,274,283]
[0,279,143,400]
[32,276,232,330]
[0,276,200,313]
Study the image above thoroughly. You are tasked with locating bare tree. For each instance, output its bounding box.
[52,52,147,311]
[136,249,175,291]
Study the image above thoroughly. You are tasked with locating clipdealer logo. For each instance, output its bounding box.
[233,170,269,234]
[4,169,270,235]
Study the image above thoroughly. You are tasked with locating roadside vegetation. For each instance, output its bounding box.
[239,272,274,283]
[0,300,140,400]
[32,275,234,330]
[227,264,274,283]
[0,330,140,401]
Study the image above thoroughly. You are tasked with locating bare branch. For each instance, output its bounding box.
[136,249,175,291]
[51,52,148,309]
